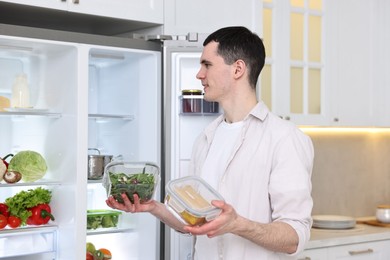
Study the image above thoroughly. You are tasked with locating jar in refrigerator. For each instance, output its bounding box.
[202,98,219,113]
[182,89,202,113]
[11,73,30,108]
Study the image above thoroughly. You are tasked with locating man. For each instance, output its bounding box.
[107,26,314,259]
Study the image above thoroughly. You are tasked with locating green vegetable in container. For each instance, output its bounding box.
[86,210,120,230]
[101,215,118,228]
[8,150,48,182]
[109,172,155,203]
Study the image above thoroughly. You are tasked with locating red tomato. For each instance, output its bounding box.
[86,252,94,260]
[0,214,7,229]
[7,216,21,228]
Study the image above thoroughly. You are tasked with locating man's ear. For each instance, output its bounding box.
[233,59,246,79]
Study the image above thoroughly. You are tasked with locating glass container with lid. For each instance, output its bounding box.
[165,176,224,226]
[181,89,202,113]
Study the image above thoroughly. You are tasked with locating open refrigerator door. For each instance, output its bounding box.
[162,33,221,260]
[0,24,162,260]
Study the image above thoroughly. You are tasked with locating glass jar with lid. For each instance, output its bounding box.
[181,89,202,113]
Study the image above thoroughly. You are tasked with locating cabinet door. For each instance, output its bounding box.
[297,247,328,260]
[0,0,67,10]
[68,0,163,24]
[264,0,330,126]
[326,0,375,126]
[163,0,262,35]
[0,0,163,24]
[328,240,390,259]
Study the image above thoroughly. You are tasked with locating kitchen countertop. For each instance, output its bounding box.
[306,217,390,249]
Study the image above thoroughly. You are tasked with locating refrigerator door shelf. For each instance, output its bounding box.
[179,96,220,115]
[0,225,57,258]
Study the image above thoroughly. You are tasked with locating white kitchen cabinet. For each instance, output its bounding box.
[297,247,328,260]
[163,0,262,35]
[268,0,329,126]
[325,0,375,127]
[264,1,390,127]
[68,0,163,24]
[0,0,163,24]
[0,0,67,10]
[298,240,390,260]
[370,0,390,127]
[328,240,390,259]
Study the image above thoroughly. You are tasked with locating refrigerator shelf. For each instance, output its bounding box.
[0,111,61,118]
[87,227,134,236]
[0,180,62,187]
[179,112,221,116]
[0,225,57,258]
[88,179,103,184]
[0,224,57,235]
[88,114,135,122]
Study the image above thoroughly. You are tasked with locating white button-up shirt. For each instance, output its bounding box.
[188,102,314,260]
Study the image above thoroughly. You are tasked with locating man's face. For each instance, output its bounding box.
[196,41,234,103]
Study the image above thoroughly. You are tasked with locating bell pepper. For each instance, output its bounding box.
[0,154,13,169]
[27,204,55,225]
[0,203,9,218]
[0,154,13,181]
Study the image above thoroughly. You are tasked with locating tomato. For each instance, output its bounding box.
[0,214,7,229]
[7,216,21,228]
[86,252,94,260]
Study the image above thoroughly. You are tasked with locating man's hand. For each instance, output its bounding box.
[106,193,156,213]
[183,200,239,238]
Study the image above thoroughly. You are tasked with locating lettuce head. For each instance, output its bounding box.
[8,150,48,182]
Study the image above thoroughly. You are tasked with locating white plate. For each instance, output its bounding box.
[312,215,356,229]
[4,107,49,112]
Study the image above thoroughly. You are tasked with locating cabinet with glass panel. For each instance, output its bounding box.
[261,0,386,127]
[260,0,328,126]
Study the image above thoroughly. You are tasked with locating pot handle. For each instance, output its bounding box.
[88,148,101,155]
[112,154,123,161]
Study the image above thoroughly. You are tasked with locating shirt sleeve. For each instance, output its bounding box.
[269,127,314,255]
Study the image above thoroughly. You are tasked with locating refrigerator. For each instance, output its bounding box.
[0,24,218,260]
[162,34,221,260]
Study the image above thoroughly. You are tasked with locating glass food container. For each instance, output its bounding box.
[181,89,202,113]
[86,209,122,230]
[202,98,219,113]
[103,161,160,204]
[165,176,224,226]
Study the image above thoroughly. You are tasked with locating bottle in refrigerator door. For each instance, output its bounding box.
[11,73,30,108]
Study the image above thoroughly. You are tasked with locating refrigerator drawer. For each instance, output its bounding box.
[0,226,57,258]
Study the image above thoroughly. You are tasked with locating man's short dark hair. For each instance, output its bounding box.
[204,26,266,88]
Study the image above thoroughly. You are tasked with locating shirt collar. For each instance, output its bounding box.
[203,101,270,143]
[248,101,269,122]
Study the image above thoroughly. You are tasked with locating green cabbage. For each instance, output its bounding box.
[8,150,48,182]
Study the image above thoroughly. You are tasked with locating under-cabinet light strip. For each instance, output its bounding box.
[300,127,390,134]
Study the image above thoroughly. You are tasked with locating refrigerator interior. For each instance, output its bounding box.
[0,35,79,259]
[86,46,162,260]
[166,50,220,260]
[0,31,162,259]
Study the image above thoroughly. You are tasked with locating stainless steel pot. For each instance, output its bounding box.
[88,148,113,180]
